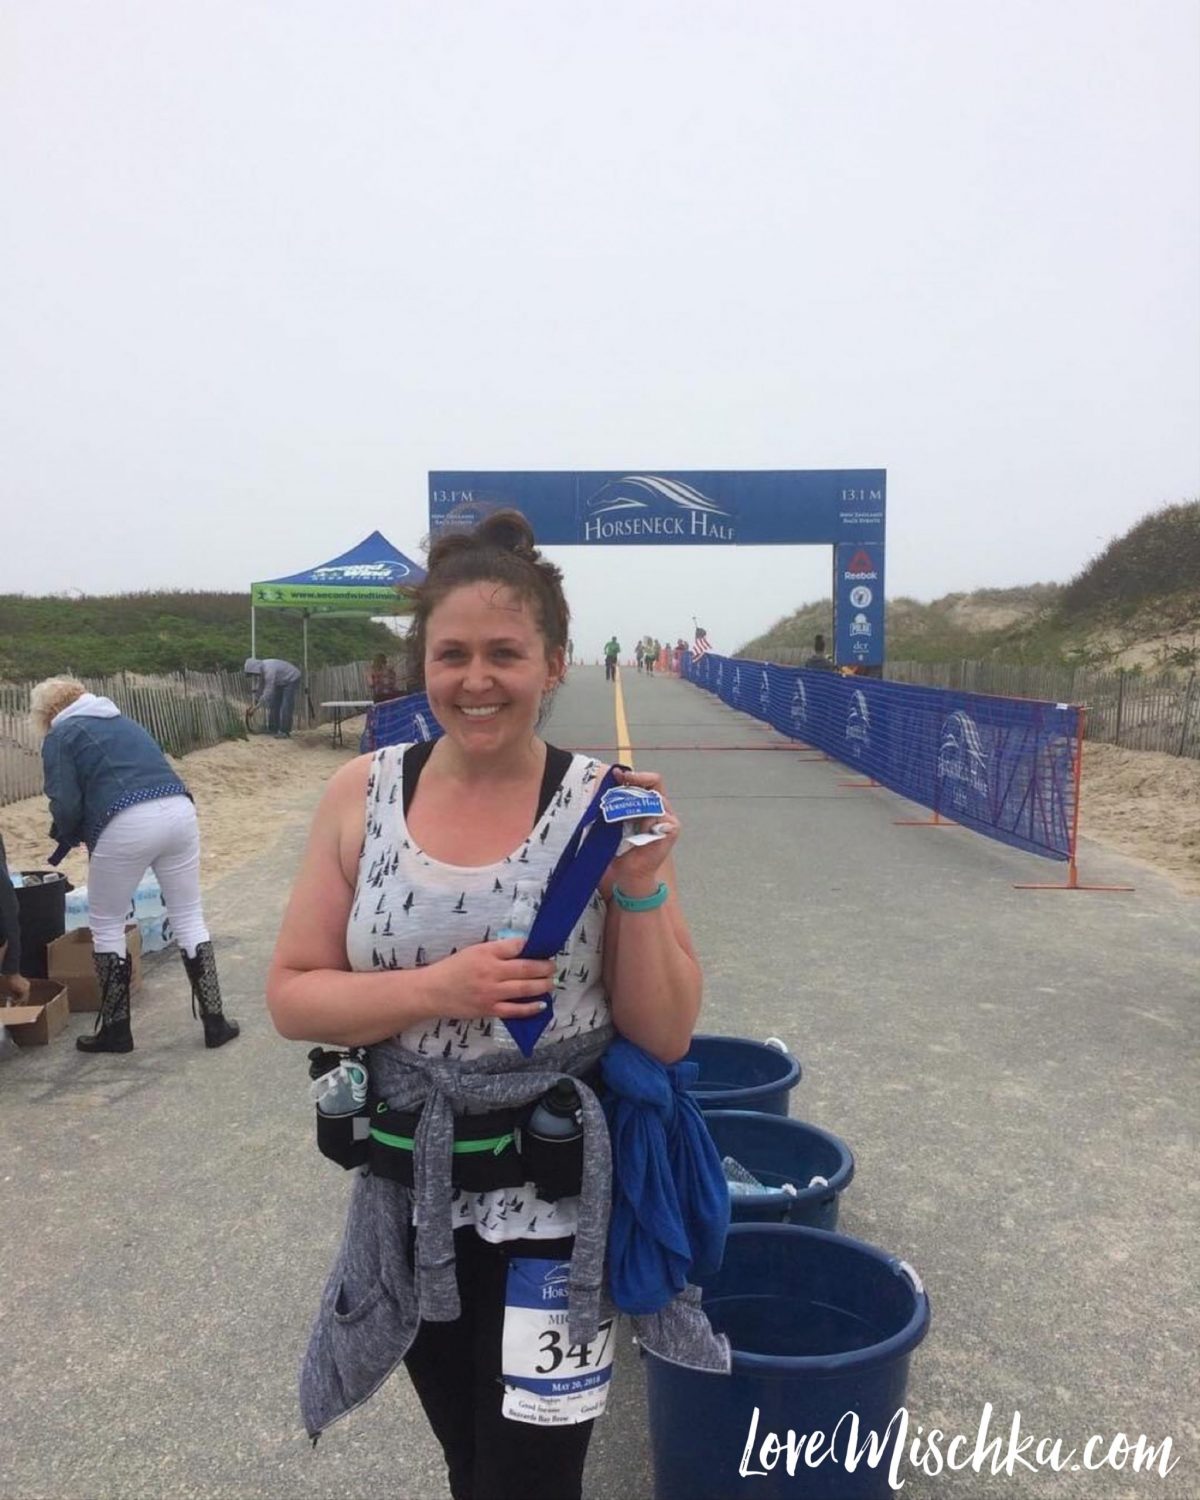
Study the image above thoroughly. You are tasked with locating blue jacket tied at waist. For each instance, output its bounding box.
[601,1037,730,1315]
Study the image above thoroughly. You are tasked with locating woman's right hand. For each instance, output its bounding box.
[422,938,556,1022]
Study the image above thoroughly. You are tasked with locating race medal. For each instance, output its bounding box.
[500,1258,615,1426]
[599,786,666,824]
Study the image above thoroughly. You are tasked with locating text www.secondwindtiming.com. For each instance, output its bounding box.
[739,1403,1179,1488]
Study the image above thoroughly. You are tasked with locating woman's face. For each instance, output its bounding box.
[424,582,564,756]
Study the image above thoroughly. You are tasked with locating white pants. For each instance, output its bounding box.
[88,796,210,958]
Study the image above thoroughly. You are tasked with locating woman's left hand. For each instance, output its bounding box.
[603,766,680,894]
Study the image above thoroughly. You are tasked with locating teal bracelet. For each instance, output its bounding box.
[612,881,669,912]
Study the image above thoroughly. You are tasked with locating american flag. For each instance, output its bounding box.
[690,626,712,663]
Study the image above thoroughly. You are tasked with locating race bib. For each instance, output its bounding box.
[500,1257,615,1426]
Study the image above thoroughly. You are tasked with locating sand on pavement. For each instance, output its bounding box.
[0,722,364,890]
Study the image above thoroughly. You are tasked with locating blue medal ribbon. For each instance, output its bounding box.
[502,765,626,1056]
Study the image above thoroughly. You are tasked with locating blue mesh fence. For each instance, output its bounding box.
[365,691,441,751]
[685,653,1081,862]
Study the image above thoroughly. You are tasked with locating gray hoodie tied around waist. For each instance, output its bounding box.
[299,1027,729,1440]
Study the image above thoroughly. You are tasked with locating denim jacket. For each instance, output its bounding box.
[42,698,189,856]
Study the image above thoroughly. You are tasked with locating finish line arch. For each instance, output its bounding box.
[428,469,887,667]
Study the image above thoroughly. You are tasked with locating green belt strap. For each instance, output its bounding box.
[369,1126,516,1157]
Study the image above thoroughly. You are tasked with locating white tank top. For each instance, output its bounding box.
[345,743,611,1241]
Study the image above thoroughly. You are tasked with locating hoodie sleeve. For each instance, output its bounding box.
[42,731,84,848]
[0,834,21,975]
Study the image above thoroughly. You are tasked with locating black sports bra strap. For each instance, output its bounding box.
[538,745,573,821]
[401,740,574,823]
[401,740,437,817]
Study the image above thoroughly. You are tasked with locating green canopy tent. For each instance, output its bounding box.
[250,531,425,719]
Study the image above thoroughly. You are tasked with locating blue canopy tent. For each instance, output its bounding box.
[250,531,426,718]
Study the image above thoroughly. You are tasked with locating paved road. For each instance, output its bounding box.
[2,666,1196,1498]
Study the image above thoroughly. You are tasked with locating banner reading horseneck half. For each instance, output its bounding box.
[428,471,886,548]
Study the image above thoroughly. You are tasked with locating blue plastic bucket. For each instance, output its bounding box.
[685,1034,801,1116]
[644,1224,930,1500]
[706,1111,854,1230]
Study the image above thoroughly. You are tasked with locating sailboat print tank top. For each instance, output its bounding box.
[345,743,611,1242]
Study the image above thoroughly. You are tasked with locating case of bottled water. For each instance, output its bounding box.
[60,872,176,952]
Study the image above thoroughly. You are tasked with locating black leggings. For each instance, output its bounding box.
[404,1230,595,1500]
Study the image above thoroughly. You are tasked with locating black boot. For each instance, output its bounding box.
[76,952,134,1054]
[181,941,240,1049]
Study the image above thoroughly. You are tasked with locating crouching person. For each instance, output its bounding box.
[30,677,239,1054]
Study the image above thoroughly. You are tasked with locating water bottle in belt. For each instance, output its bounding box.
[310,1052,369,1116]
[523,1080,584,1201]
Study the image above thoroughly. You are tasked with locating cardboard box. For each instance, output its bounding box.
[46,925,143,1012]
[3,978,70,1046]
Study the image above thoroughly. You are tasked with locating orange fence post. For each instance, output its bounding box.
[1014,705,1134,892]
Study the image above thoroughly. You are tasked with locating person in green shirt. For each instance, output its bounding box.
[603,636,621,682]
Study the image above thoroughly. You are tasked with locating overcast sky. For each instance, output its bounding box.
[3,0,1197,656]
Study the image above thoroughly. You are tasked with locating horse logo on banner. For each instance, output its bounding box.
[845,689,871,759]
[790,678,808,731]
[582,476,735,542]
[759,669,771,720]
[937,710,990,815]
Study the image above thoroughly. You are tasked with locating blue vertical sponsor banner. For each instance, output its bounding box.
[428,470,885,547]
[834,542,885,667]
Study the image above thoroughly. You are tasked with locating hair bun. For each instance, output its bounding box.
[410,505,569,684]
[423,529,475,573]
[477,508,537,559]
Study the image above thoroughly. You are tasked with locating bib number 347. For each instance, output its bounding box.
[501,1258,615,1426]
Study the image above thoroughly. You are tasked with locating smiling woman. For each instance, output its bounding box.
[411,580,567,865]
[265,507,703,1497]
[424,592,560,745]
[410,509,570,725]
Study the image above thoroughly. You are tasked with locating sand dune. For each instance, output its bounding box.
[1077,741,1200,895]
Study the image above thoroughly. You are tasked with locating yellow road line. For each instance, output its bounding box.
[613,667,634,767]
